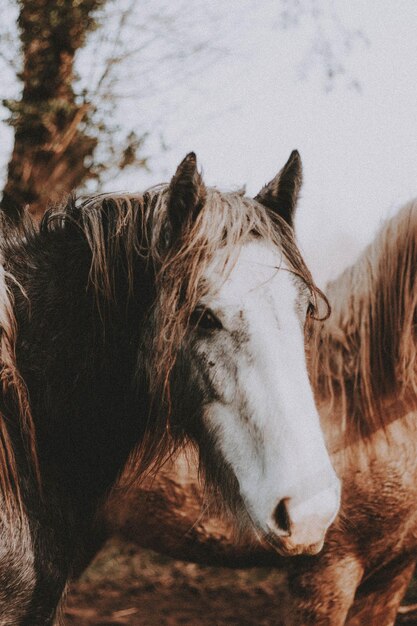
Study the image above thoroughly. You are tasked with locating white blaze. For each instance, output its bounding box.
[199,240,339,548]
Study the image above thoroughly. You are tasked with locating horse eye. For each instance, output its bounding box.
[191,307,222,331]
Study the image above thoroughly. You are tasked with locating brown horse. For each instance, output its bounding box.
[103,197,417,625]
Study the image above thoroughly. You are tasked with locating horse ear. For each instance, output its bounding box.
[167,152,206,238]
[254,150,302,227]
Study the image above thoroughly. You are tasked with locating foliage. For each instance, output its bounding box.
[1,0,107,220]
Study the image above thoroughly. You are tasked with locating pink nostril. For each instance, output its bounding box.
[273,498,292,535]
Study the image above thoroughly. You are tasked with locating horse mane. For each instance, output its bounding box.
[0,186,326,506]
[0,259,40,513]
[309,199,417,437]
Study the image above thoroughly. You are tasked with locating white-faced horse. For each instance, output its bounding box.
[0,151,338,624]
[104,194,417,625]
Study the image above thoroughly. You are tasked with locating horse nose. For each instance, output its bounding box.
[273,498,292,535]
[272,485,340,543]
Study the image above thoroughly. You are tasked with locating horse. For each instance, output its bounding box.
[102,197,417,625]
[0,151,339,624]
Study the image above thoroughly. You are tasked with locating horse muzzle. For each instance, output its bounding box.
[264,482,341,556]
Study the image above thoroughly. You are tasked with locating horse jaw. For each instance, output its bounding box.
[197,240,340,556]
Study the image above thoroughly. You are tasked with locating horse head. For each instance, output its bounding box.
[154,151,340,556]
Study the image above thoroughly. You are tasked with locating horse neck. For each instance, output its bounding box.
[310,199,417,449]
[6,230,153,505]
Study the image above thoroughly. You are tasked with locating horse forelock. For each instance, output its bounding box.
[310,199,417,440]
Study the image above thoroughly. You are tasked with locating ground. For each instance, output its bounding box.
[63,538,417,626]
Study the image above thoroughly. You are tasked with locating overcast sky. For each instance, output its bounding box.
[1,1,416,285]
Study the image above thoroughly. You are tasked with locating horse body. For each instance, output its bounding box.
[0,152,338,623]
[297,198,417,624]
[104,199,417,625]
[105,415,417,624]
[279,412,417,625]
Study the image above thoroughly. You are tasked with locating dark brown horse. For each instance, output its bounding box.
[103,197,417,625]
[0,152,338,624]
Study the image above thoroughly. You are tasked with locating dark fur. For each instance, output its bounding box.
[0,200,155,623]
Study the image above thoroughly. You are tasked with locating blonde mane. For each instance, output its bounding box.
[310,199,417,437]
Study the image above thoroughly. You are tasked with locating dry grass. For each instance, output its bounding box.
[64,538,417,625]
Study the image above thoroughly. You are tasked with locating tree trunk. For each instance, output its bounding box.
[1,0,104,222]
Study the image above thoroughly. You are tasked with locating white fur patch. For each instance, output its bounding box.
[198,240,340,545]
